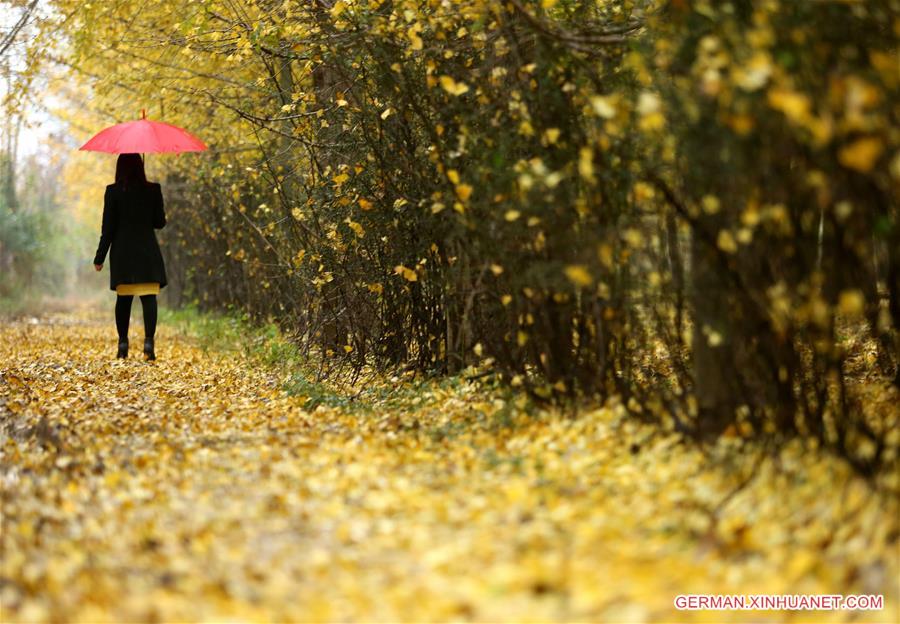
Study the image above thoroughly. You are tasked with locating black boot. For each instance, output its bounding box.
[117,340,128,359]
[144,338,156,361]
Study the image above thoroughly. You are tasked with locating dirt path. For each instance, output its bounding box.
[1,311,897,623]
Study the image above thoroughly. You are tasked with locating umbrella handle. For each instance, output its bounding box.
[141,109,146,169]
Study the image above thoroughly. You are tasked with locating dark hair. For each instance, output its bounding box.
[115,153,147,188]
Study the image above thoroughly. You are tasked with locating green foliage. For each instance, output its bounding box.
[0,156,77,306]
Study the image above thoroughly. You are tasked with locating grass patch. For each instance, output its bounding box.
[160,304,487,416]
[0,292,44,318]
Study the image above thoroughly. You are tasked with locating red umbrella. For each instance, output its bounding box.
[79,109,207,154]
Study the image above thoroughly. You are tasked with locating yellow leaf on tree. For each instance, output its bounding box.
[639,111,666,132]
[564,265,593,287]
[838,137,884,173]
[330,0,347,17]
[394,265,418,282]
[717,230,738,254]
[633,182,655,202]
[597,243,614,268]
[407,24,423,50]
[455,184,473,201]
[439,75,469,96]
[837,289,865,317]
[578,147,595,183]
[590,95,617,119]
[702,195,721,215]
[623,228,644,248]
[768,88,811,125]
[346,219,365,238]
[728,114,755,136]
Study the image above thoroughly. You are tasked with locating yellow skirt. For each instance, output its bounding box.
[116,282,160,296]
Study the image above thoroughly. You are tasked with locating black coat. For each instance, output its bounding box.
[93,182,168,291]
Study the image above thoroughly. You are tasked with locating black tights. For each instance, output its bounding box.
[115,295,157,342]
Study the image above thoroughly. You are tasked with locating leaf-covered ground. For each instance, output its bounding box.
[1,309,897,623]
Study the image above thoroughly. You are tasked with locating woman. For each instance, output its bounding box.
[93,153,167,360]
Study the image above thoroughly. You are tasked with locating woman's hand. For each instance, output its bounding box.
[94,264,103,272]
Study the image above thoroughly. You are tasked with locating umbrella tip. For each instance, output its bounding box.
[141,108,146,120]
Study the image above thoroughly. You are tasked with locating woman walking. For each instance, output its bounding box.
[93,153,167,360]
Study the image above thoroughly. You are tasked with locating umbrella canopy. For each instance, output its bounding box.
[79,110,207,154]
